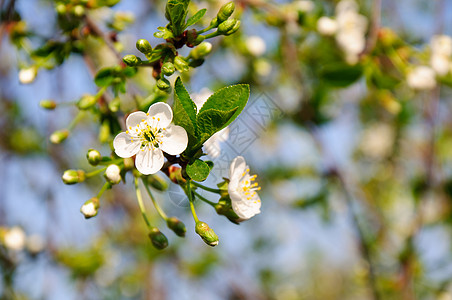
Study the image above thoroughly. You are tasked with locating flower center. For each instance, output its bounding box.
[127,117,166,150]
[239,168,261,202]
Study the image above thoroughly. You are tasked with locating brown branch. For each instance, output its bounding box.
[84,14,122,62]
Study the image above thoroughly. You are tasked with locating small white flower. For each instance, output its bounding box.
[228,156,261,220]
[18,67,37,84]
[317,17,338,36]
[4,227,26,251]
[431,35,452,57]
[407,66,437,90]
[81,201,98,218]
[336,0,359,15]
[431,54,450,76]
[105,164,121,184]
[113,102,188,175]
[246,36,266,57]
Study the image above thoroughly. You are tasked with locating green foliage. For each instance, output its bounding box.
[186,9,207,27]
[320,63,363,87]
[165,0,190,36]
[94,66,137,94]
[186,159,211,182]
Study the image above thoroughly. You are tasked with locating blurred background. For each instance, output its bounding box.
[2,0,452,299]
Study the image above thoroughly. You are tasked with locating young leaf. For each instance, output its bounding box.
[196,107,237,144]
[173,77,197,141]
[320,63,363,87]
[186,159,211,181]
[185,9,207,28]
[198,84,250,129]
[154,26,174,40]
[165,0,190,36]
[94,67,115,87]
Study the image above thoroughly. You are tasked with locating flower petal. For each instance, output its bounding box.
[113,132,141,158]
[160,125,188,155]
[126,111,147,130]
[135,147,164,175]
[147,102,173,128]
[229,156,247,180]
[231,195,261,220]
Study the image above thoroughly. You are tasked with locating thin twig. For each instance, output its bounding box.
[360,0,381,57]
[84,14,122,62]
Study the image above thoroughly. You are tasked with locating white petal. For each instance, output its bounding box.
[160,125,188,155]
[231,196,261,220]
[113,132,141,158]
[135,147,164,175]
[229,156,247,179]
[147,102,173,128]
[126,111,147,129]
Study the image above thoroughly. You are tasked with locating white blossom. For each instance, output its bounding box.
[407,66,436,90]
[4,227,26,251]
[18,67,37,84]
[430,54,450,76]
[246,36,266,57]
[105,164,121,184]
[431,35,452,57]
[113,102,188,175]
[228,156,261,220]
[81,202,98,218]
[317,17,338,36]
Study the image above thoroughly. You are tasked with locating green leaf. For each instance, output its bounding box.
[165,0,190,36]
[198,84,250,129]
[154,26,175,39]
[185,9,207,28]
[320,63,363,87]
[186,159,211,181]
[173,77,197,142]
[94,67,115,87]
[122,67,137,77]
[197,107,237,144]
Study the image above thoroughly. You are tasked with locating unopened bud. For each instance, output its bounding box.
[156,78,171,91]
[123,54,141,66]
[148,228,168,250]
[136,39,152,55]
[3,227,26,251]
[80,197,99,219]
[217,2,235,23]
[218,19,237,34]
[161,62,175,76]
[166,217,186,237]
[99,120,110,143]
[104,164,121,184]
[225,20,240,35]
[72,5,85,17]
[195,221,219,247]
[186,29,198,47]
[77,94,97,110]
[169,166,185,184]
[145,174,169,191]
[215,198,240,224]
[210,17,219,28]
[190,42,212,60]
[19,66,37,84]
[62,169,85,185]
[50,129,69,144]
[87,149,101,166]
[108,97,121,112]
[39,100,57,110]
[123,157,135,170]
[174,56,189,72]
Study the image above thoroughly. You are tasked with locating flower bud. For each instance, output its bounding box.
[186,29,198,47]
[156,78,171,91]
[136,39,152,55]
[218,19,237,34]
[166,217,186,237]
[3,227,26,251]
[190,42,212,60]
[77,94,97,110]
[80,197,99,219]
[39,100,57,110]
[72,5,85,17]
[56,3,66,14]
[195,221,219,247]
[123,54,141,66]
[19,66,37,84]
[104,164,121,184]
[123,157,135,170]
[62,169,86,185]
[174,56,189,72]
[148,228,168,250]
[50,129,69,144]
[169,166,185,184]
[215,198,240,224]
[87,149,101,166]
[209,17,219,28]
[217,2,235,23]
[161,62,175,76]
[144,174,169,191]
[108,97,121,112]
[99,120,110,143]
[224,20,240,36]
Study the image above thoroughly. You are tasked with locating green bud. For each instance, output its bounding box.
[62,169,85,185]
[225,20,240,36]
[217,2,235,23]
[145,174,169,191]
[156,78,171,91]
[218,19,237,34]
[99,120,110,143]
[193,35,205,47]
[123,54,141,66]
[136,39,152,55]
[173,56,189,72]
[210,17,219,28]
[72,5,85,17]
[148,228,168,250]
[190,42,212,60]
[77,94,97,110]
[215,198,240,224]
[50,129,69,144]
[80,197,99,219]
[166,217,186,237]
[86,149,101,166]
[161,62,175,76]
[56,3,66,14]
[39,100,57,110]
[195,221,219,247]
[108,97,121,112]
